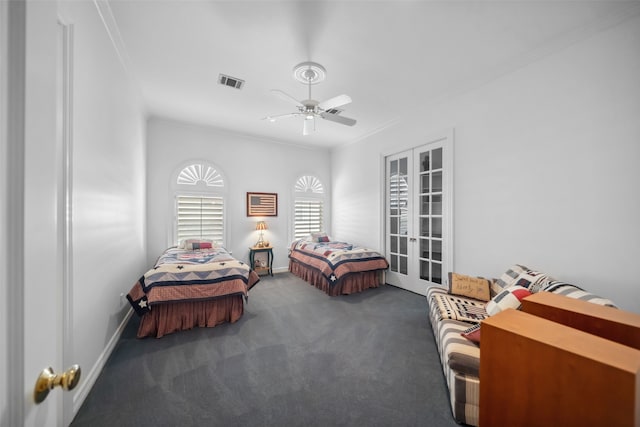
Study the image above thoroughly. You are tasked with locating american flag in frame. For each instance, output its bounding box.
[247,192,278,217]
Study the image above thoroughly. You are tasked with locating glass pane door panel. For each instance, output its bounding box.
[432,240,442,261]
[432,262,442,284]
[432,148,443,169]
[432,194,442,215]
[400,207,408,235]
[420,217,429,237]
[390,217,398,234]
[420,260,429,280]
[419,238,429,259]
[399,236,408,254]
[389,180,398,214]
[399,256,408,274]
[432,171,443,192]
[420,175,429,193]
[420,152,430,172]
[432,218,442,238]
[420,195,429,215]
[390,255,398,272]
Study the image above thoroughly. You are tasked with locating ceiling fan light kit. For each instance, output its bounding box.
[264,61,357,136]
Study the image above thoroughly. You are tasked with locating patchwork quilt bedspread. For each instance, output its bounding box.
[127,247,258,316]
[289,240,389,287]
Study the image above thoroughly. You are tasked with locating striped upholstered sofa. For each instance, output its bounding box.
[426,264,616,426]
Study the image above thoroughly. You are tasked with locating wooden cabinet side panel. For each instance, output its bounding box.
[480,311,639,427]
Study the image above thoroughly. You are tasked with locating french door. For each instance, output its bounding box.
[385,135,452,295]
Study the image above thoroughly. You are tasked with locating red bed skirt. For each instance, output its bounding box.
[136,295,245,338]
[289,260,384,296]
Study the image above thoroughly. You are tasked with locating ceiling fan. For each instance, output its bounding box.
[264,61,357,136]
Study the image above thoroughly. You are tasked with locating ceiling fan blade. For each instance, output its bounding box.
[317,94,352,111]
[302,117,315,136]
[271,89,304,107]
[320,112,356,126]
[263,112,301,122]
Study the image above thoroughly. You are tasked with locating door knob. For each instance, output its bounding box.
[34,364,81,404]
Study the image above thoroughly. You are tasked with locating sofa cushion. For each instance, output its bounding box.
[448,272,491,302]
[427,287,481,377]
[435,318,481,377]
[432,291,489,324]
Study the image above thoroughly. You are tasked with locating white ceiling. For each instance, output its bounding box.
[105,0,639,148]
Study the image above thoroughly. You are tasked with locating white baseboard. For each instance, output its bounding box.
[72,308,133,415]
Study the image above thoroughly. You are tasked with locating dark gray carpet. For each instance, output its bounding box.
[71,273,459,427]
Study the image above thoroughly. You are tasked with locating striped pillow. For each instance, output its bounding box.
[513,269,555,294]
[492,264,529,297]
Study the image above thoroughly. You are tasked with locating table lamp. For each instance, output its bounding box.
[255,221,267,247]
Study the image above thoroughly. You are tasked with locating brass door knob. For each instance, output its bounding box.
[34,364,81,404]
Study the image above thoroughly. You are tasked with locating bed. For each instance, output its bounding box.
[127,244,260,338]
[288,236,389,296]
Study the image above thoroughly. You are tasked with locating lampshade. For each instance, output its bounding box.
[256,221,267,231]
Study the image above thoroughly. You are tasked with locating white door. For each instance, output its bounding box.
[385,150,416,292]
[385,134,453,295]
[4,3,74,426]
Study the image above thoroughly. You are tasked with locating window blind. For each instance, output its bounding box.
[176,195,224,245]
[294,198,323,239]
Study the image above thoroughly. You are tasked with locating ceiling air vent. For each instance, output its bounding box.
[218,74,244,90]
[324,108,342,115]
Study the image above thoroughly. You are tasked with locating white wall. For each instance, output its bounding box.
[146,117,331,271]
[332,15,640,312]
[0,1,9,422]
[57,0,147,414]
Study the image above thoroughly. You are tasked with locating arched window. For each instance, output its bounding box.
[176,163,224,187]
[293,175,325,240]
[173,162,226,246]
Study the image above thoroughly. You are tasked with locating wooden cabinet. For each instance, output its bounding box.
[521,291,640,350]
[479,309,640,427]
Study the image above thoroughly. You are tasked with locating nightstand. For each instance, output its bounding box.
[249,245,273,276]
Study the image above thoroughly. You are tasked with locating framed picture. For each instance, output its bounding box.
[247,192,278,217]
